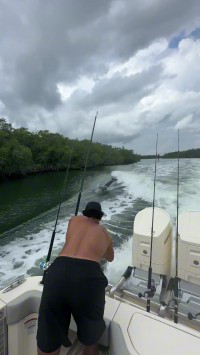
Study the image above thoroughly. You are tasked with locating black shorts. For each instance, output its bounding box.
[37,256,108,353]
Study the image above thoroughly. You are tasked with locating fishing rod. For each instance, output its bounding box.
[40,149,73,284]
[74,111,98,215]
[40,111,98,284]
[174,129,180,323]
[146,133,159,313]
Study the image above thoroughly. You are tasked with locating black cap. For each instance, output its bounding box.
[82,201,104,219]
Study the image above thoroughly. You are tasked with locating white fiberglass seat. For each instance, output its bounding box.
[110,301,200,355]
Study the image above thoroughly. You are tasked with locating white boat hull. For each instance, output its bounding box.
[1,275,200,355]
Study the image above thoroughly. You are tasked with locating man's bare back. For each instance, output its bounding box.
[59,215,114,263]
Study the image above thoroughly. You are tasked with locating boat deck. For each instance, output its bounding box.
[60,330,109,354]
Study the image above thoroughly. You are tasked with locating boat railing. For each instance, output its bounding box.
[109,266,133,296]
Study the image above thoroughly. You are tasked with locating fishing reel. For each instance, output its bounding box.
[138,279,156,299]
[39,260,51,271]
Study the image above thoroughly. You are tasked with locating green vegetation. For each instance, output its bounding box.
[0,118,140,179]
[162,149,200,159]
[141,150,200,159]
[140,155,155,159]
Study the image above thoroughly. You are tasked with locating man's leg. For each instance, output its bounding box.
[82,344,99,355]
[37,347,60,355]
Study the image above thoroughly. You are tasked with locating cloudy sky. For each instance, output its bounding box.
[1,0,200,154]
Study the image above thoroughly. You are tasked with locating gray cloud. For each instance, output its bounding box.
[76,64,162,110]
[0,0,200,153]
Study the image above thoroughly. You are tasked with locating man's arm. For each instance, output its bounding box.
[104,235,114,262]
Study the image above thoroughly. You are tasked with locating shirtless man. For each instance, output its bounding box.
[37,201,114,355]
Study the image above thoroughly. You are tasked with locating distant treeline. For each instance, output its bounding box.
[0,118,140,179]
[162,149,200,158]
[141,149,200,159]
[140,155,155,159]
[140,149,200,159]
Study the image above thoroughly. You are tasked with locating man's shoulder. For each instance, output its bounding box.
[98,223,109,235]
[70,215,83,220]
[69,215,85,224]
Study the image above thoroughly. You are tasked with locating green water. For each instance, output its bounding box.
[0,164,135,288]
[0,166,117,236]
[0,170,84,235]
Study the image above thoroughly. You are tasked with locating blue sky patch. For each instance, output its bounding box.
[169,27,200,48]
[169,31,185,48]
[190,27,200,39]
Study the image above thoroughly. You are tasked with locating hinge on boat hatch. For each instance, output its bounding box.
[2,275,26,293]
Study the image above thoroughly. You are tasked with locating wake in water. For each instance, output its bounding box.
[0,159,200,288]
[105,158,200,283]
